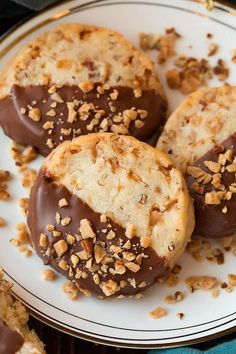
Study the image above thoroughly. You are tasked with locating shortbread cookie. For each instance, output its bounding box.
[27,133,194,297]
[157,85,236,173]
[0,23,167,156]
[0,271,45,354]
[157,85,236,238]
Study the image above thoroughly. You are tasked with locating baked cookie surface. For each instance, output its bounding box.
[157,85,236,173]
[157,85,236,238]
[27,133,194,297]
[0,271,45,354]
[0,23,167,156]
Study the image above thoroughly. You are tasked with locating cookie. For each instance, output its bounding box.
[0,271,45,354]
[157,85,236,238]
[27,133,194,297]
[0,23,167,156]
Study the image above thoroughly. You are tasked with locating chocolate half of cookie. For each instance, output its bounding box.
[27,133,194,297]
[186,134,236,238]
[0,319,24,354]
[0,83,167,156]
[0,271,45,354]
[28,171,168,297]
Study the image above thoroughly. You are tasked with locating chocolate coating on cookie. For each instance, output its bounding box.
[0,84,167,156]
[186,134,236,238]
[0,319,24,354]
[27,170,168,297]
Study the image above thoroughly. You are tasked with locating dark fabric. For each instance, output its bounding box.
[11,0,61,11]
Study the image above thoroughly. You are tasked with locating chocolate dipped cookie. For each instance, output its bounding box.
[157,85,236,238]
[27,133,194,298]
[0,23,167,156]
[0,271,45,354]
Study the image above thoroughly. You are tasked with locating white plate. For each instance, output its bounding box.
[1,0,236,348]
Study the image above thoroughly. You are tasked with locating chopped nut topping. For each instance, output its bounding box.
[39,233,48,248]
[41,269,56,281]
[28,108,41,121]
[204,161,220,173]
[51,92,64,103]
[185,276,218,291]
[100,214,107,223]
[58,260,68,270]
[100,279,119,296]
[63,281,79,300]
[208,43,218,56]
[123,240,131,250]
[46,138,54,149]
[20,107,26,114]
[46,224,55,232]
[140,236,151,248]
[135,120,145,129]
[205,191,221,205]
[133,88,142,98]
[18,197,29,215]
[187,166,204,178]
[166,274,178,287]
[42,121,54,130]
[81,239,93,254]
[122,251,135,262]
[120,280,127,288]
[93,273,100,285]
[177,312,184,320]
[70,254,79,267]
[61,216,71,226]
[228,274,236,287]
[67,102,77,123]
[67,234,75,245]
[165,291,184,304]
[58,198,68,208]
[0,170,11,181]
[79,219,95,239]
[213,59,229,81]
[149,307,167,319]
[125,262,140,273]
[46,109,56,117]
[107,230,116,240]
[53,239,68,257]
[21,168,36,190]
[211,289,219,298]
[125,223,135,239]
[110,89,119,100]
[52,230,61,237]
[0,217,6,227]
[94,244,106,263]
[16,223,30,244]
[79,80,94,93]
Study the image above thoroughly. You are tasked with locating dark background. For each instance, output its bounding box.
[1,0,236,353]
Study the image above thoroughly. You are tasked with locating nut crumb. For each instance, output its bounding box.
[177,312,184,320]
[149,307,167,319]
[41,269,56,281]
[185,276,218,291]
[63,281,79,300]
[0,217,6,227]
